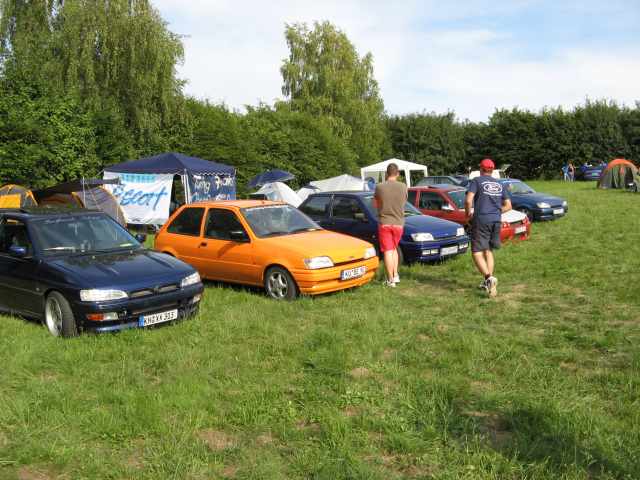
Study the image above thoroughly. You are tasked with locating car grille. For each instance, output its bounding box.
[434,234,458,242]
[509,221,523,226]
[129,283,180,298]
[131,301,181,316]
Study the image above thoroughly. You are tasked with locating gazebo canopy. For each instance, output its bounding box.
[105,152,235,175]
[360,158,428,187]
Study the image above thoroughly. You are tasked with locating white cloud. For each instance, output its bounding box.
[153,0,640,121]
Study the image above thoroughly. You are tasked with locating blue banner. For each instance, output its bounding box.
[186,173,236,203]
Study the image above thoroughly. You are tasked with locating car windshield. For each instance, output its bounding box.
[242,204,320,238]
[30,214,141,256]
[361,196,422,217]
[504,181,535,194]
[448,190,466,209]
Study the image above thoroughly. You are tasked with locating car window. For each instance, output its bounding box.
[408,190,417,205]
[332,197,364,220]
[204,209,248,241]
[447,190,466,209]
[0,218,33,256]
[300,196,331,220]
[419,192,445,210]
[166,207,205,236]
[242,204,319,238]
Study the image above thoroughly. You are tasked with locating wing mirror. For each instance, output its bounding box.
[354,212,368,222]
[9,245,27,258]
[135,233,147,244]
[229,230,249,242]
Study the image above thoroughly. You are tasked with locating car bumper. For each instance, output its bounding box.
[401,236,470,262]
[291,257,379,295]
[72,283,204,333]
[501,224,531,242]
[533,206,567,221]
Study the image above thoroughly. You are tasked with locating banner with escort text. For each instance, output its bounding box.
[103,172,173,225]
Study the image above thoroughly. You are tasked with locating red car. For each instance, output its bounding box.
[407,185,531,242]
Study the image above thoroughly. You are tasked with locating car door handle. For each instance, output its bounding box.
[199,242,207,247]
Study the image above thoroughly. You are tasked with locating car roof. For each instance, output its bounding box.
[306,191,373,198]
[409,185,464,192]
[186,199,286,209]
[0,207,99,220]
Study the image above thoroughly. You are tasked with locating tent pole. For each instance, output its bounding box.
[183,169,191,204]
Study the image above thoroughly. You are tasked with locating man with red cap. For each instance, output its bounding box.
[465,158,512,297]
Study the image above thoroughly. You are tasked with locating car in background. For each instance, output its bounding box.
[154,201,378,300]
[407,185,531,242]
[0,208,203,337]
[498,179,568,221]
[576,162,607,181]
[415,175,469,188]
[298,191,469,264]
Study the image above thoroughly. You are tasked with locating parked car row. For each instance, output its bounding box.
[0,178,567,338]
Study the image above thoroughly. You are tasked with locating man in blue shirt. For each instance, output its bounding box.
[465,159,512,297]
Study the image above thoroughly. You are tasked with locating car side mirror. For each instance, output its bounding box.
[441,204,454,211]
[135,233,147,244]
[229,230,249,242]
[9,245,27,258]
[354,212,368,222]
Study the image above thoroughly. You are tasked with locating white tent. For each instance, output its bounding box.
[360,158,428,187]
[297,174,369,202]
[252,182,302,207]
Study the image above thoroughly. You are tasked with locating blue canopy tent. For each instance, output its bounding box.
[103,152,236,225]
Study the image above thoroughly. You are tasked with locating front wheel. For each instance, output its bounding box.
[44,291,78,337]
[519,208,533,221]
[264,267,298,300]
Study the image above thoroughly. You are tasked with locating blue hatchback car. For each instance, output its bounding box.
[498,179,568,221]
[0,208,203,337]
[298,191,469,263]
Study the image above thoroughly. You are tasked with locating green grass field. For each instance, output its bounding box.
[1,181,639,480]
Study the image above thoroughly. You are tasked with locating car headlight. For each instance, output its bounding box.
[411,233,434,242]
[181,272,201,288]
[304,256,334,269]
[536,202,551,208]
[363,247,377,259]
[562,200,568,207]
[456,227,465,237]
[80,289,128,302]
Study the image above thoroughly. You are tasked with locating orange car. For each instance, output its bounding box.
[154,200,379,299]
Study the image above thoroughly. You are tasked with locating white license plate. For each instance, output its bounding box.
[553,208,564,215]
[440,245,459,256]
[515,226,527,234]
[139,309,178,327]
[340,266,366,281]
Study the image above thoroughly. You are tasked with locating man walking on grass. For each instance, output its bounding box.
[374,163,408,287]
[465,158,512,297]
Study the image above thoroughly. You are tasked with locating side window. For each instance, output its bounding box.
[408,190,418,205]
[419,192,445,210]
[205,209,247,241]
[300,196,331,220]
[332,197,364,220]
[0,218,33,256]
[166,207,205,236]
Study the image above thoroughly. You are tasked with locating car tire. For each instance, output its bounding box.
[519,208,533,221]
[396,246,404,266]
[264,266,298,300]
[44,291,78,338]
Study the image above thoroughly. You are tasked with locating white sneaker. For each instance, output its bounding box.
[478,279,488,290]
[487,276,498,298]
[393,275,400,284]
[383,280,396,288]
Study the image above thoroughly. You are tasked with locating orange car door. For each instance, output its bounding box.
[161,207,208,272]
[198,208,259,284]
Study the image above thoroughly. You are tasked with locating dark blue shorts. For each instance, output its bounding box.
[471,221,501,253]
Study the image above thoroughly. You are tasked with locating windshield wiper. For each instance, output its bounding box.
[289,227,320,234]
[43,246,76,252]
[261,231,290,237]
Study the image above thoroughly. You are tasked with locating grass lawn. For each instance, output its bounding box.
[1,181,639,479]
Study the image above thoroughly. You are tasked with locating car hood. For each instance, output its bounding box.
[404,214,462,238]
[511,192,565,205]
[260,230,373,263]
[47,249,195,290]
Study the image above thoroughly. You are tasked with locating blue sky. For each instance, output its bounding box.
[154,0,640,122]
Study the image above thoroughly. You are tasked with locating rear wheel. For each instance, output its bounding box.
[396,246,404,266]
[264,267,298,300]
[44,291,78,338]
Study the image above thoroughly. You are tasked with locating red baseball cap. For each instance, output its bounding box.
[479,158,495,170]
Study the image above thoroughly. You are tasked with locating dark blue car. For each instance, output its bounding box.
[299,191,469,264]
[0,208,203,337]
[577,162,607,181]
[498,179,568,221]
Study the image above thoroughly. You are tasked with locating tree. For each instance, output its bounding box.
[280,21,388,165]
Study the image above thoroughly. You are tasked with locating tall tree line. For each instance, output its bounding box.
[0,2,638,190]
